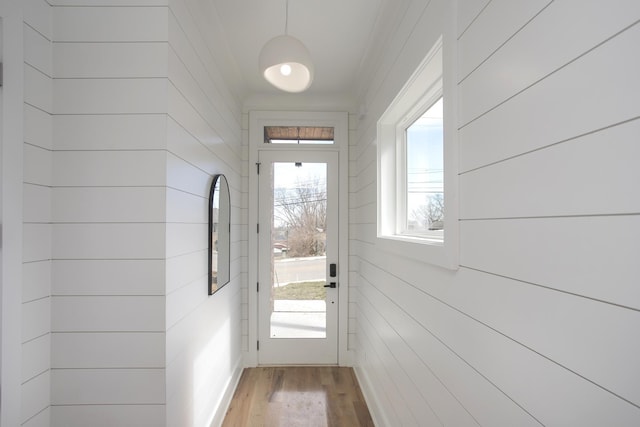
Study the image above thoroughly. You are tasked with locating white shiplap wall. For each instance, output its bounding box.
[44,1,244,425]
[352,0,640,426]
[50,3,169,426]
[22,1,52,425]
[165,0,244,426]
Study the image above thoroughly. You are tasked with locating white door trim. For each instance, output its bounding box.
[257,150,338,364]
[247,110,350,367]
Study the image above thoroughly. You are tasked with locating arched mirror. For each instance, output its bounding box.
[209,174,230,295]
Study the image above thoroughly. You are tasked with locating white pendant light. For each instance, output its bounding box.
[259,0,314,93]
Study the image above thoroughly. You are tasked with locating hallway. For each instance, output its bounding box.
[222,367,374,427]
[3,1,640,425]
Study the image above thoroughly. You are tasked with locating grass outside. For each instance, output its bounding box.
[273,280,326,300]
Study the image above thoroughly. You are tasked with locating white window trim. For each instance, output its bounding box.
[246,110,352,366]
[376,35,459,270]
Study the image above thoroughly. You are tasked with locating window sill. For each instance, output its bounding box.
[386,233,443,246]
[376,233,458,270]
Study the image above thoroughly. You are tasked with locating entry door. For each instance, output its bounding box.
[257,150,339,364]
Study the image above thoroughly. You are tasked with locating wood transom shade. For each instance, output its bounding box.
[264,126,334,144]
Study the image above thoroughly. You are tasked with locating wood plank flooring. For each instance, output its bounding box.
[222,367,375,427]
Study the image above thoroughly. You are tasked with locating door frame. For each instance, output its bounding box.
[257,150,339,364]
[247,110,350,366]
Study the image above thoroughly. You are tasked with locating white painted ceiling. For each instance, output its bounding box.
[210,0,391,101]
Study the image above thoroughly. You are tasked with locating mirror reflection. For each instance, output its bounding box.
[209,174,230,295]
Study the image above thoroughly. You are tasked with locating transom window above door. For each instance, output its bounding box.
[264,126,334,144]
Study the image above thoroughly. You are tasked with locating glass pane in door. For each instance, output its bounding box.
[270,162,327,338]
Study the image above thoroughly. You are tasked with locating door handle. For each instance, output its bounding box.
[324,282,337,288]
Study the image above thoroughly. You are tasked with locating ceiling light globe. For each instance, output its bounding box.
[259,35,314,93]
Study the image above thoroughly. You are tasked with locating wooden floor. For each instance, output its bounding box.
[221,367,375,427]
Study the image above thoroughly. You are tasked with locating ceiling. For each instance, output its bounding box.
[210,0,392,102]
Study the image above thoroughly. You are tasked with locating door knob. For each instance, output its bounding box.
[324,282,337,288]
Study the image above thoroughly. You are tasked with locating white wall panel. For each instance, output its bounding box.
[52,332,165,368]
[439,295,640,426]
[53,150,165,187]
[21,371,50,425]
[167,83,229,154]
[54,42,168,78]
[166,151,211,197]
[23,183,51,224]
[53,114,166,151]
[459,0,640,125]
[357,310,440,426]
[23,0,52,39]
[454,268,640,407]
[23,260,51,303]
[355,323,399,426]
[168,31,237,154]
[165,250,206,295]
[165,223,206,258]
[22,2,53,424]
[460,216,640,309]
[51,369,165,405]
[168,0,242,140]
[456,0,490,37]
[22,334,51,382]
[359,239,640,408]
[362,259,640,425]
[460,22,640,172]
[22,223,51,264]
[164,2,244,425]
[52,223,165,260]
[24,23,53,77]
[51,405,165,427]
[46,2,172,424]
[360,0,434,117]
[459,0,550,80]
[353,0,640,425]
[24,64,52,112]
[53,78,167,114]
[166,114,207,160]
[357,288,477,426]
[52,296,164,332]
[52,6,168,42]
[166,187,206,223]
[165,277,206,329]
[23,143,51,187]
[166,114,233,179]
[22,408,50,427]
[53,187,166,223]
[24,103,52,149]
[22,297,50,343]
[359,265,540,427]
[460,119,640,219]
[52,259,165,296]
[165,284,242,426]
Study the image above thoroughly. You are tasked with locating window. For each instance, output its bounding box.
[377,36,458,269]
[402,96,443,238]
[264,126,334,144]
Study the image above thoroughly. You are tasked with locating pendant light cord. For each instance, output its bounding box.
[285,0,289,35]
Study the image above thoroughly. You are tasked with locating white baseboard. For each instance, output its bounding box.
[209,358,244,427]
[354,365,392,427]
